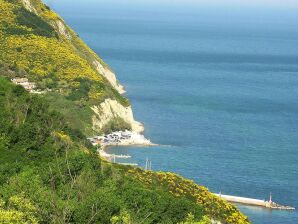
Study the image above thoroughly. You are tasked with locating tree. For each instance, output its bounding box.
[180,213,212,224]
[0,195,39,224]
[0,134,9,150]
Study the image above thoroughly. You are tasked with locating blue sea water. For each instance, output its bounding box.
[48,2,298,223]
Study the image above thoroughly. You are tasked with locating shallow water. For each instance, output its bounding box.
[49,2,298,223]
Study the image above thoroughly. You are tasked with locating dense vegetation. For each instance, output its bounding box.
[102,117,132,134]
[126,169,249,224]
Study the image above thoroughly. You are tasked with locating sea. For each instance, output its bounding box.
[47,1,298,223]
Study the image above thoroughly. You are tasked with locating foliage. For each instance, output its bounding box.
[0,195,39,224]
[43,92,95,136]
[102,117,132,134]
[0,134,9,150]
[180,214,212,224]
[111,210,132,224]
[0,0,131,136]
[0,0,129,111]
[126,169,250,224]
[12,6,56,37]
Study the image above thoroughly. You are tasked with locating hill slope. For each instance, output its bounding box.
[0,0,142,136]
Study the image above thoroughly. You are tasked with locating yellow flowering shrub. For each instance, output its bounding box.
[127,169,250,224]
[53,131,73,147]
[0,0,129,107]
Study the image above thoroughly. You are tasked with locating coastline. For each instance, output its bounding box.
[88,130,157,162]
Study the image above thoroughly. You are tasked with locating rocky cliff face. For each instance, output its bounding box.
[93,60,126,94]
[54,20,72,40]
[22,0,37,13]
[91,99,144,133]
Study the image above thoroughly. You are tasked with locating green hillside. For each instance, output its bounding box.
[0,0,250,223]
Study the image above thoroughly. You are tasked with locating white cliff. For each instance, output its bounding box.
[22,0,140,135]
[91,99,144,133]
[55,20,72,40]
[22,0,38,14]
[93,60,126,94]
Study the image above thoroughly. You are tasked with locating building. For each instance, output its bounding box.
[11,77,36,92]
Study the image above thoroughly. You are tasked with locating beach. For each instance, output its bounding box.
[88,130,156,161]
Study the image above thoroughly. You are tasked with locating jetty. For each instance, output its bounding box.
[118,163,138,166]
[98,150,131,161]
[214,193,295,210]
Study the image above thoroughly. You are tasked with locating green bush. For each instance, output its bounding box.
[15,7,56,37]
[102,117,132,134]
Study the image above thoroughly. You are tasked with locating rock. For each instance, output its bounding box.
[22,0,38,14]
[56,20,71,40]
[91,99,144,133]
[93,60,126,94]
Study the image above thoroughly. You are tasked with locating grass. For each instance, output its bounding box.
[43,92,95,136]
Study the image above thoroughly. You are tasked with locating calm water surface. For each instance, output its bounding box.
[49,2,298,223]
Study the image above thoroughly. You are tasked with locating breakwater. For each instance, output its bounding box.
[214,194,295,210]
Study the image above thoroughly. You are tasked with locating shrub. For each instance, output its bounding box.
[102,117,132,134]
[15,7,56,37]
